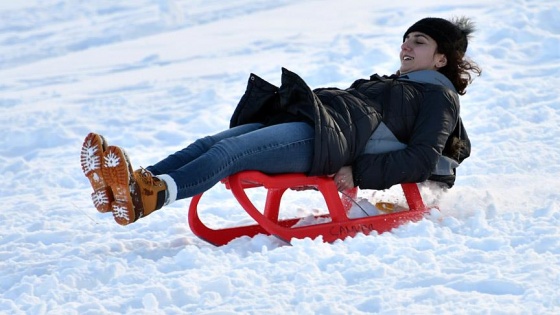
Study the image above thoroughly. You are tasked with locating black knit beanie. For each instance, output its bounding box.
[403,17,474,54]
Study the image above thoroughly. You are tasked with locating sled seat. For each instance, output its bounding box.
[188,170,429,246]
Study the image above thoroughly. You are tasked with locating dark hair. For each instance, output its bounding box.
[436,18,482,95]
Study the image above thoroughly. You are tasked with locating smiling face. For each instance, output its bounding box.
[399,32,448,74]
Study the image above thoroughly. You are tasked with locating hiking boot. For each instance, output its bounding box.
[102,146,168,225]
[80,133,113,213]
[133,168,167,216]
[102,145,145,225]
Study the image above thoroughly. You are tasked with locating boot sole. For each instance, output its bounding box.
[80,133,113,213]
[102,146,144,225]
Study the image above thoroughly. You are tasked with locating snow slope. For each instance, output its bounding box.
[1,0,559,314]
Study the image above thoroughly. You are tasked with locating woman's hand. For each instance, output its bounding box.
[333,165,354,191]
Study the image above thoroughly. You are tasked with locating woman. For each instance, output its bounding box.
[80,17,481,225]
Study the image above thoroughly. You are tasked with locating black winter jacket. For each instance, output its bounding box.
[230,68,469,190]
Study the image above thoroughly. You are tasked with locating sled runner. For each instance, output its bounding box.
[188,171,429,246]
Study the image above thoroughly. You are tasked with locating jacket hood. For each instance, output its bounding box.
[398,70,456,93]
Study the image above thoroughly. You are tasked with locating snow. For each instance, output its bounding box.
[1,0,559,314]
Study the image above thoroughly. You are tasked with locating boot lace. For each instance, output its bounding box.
[137,168,164,187]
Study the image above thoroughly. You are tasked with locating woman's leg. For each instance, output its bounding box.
[165,122,315,201]
[147,123,264,175]
[80,122,313,225]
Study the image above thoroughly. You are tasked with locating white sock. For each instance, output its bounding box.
[156,174,177,206]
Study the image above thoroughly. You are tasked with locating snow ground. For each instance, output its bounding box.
[1,0,559,314]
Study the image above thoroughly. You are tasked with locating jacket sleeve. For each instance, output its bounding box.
[352,88,459,190]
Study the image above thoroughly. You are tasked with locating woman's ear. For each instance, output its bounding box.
[436,54,448,68]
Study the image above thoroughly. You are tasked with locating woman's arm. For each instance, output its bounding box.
[352,89,459,190]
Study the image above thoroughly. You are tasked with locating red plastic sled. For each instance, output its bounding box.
[188,171,429,246]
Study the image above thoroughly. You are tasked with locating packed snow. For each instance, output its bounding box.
[1,0,559,314]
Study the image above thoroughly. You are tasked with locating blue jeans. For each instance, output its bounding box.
[146,122,314,200]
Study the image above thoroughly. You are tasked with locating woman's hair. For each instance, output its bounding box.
[436,17,482,95]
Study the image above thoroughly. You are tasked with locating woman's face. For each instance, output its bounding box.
[399,32,447,74]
